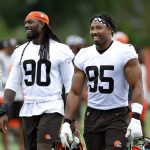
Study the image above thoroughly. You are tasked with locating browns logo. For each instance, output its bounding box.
[114,140,122,148]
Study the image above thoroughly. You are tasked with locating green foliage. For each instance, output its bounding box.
[0,0,150,47]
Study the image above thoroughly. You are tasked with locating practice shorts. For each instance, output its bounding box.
[84,106,130,150]
[22,113,63,150]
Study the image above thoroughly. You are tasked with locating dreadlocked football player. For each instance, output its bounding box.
[0,11,74,150]
[60,13,144,150]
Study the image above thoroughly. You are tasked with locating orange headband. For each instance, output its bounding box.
[25,11,49,24]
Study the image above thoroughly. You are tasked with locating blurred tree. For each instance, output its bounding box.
[0,0,149,47]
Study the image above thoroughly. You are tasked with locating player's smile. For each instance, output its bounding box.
[92,35,100,43]
[25,29,32,35]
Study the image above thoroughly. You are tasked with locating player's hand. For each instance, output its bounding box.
[60,122,73,147]
[125,118,143,138]
[0,114,8,133]
[71,136,80,149]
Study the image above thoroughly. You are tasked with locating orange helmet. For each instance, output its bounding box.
[113,31,129,44]
[55,143,83,150]
[53,129,84,150]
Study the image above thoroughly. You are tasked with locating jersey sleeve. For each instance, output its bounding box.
[74,48,85,71]
[11,47,22,62]
[123,44,138,65]
[60,47,74,93]
[5,60,22,92]
[11,43,27,62]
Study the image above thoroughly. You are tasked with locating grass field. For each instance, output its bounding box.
[145,109,150,137]
[0,107,150,150]
[0,134,19,150]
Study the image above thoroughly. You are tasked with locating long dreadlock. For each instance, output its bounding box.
[38,24,60,60]
[90,13,117,36]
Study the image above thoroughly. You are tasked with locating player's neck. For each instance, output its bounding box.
[96,40,113,53]
[32,34,45,45]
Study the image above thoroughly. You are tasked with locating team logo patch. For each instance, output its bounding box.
[45,133,51,140]
[114,140,122,147]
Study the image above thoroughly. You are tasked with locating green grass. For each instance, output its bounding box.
[0,134,19,150]
[145,109,150,137]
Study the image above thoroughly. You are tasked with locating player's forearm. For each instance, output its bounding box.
[131,82,143,105]
[65,92,81,121]
[3,89,16,106]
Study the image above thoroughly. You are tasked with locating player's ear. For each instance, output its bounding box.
[107,27,112,33]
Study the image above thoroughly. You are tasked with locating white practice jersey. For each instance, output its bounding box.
[5,39,74,117]
[74,40,138,110]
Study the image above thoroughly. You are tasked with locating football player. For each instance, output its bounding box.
[0,11,74,150]
[60,13,144,150]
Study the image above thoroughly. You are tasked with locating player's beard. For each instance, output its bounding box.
[26,31,40,40]
[94,36,107,46]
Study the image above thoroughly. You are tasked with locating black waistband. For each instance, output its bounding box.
[87,106,129,112]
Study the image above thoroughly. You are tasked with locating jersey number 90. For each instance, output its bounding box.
[23,59,51,86]
[85,65,114,93]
